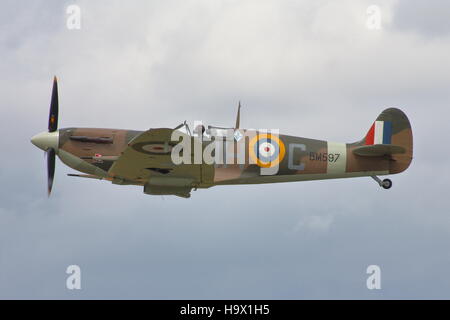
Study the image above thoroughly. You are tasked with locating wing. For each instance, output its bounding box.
[108,128,201,186]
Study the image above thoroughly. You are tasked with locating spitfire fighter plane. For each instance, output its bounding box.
[31,78,413,198]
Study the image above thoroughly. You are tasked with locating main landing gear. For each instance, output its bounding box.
[371,176,393,190]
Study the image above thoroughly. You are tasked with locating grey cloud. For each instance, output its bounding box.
[392,0,450,38]
[0,0,449,299]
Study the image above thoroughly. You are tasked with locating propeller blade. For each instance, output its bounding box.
[47,148,55,196]
[48,76,59,132]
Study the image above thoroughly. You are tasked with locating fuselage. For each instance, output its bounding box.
[32,126,411,190]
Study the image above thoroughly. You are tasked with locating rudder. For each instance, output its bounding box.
[356,108,413,174]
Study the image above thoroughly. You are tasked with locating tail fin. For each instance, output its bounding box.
[354,108,413,174]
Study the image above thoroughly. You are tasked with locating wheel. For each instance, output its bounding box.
[382,179,392,189]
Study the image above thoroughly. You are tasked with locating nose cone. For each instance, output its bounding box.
[31,131,59,151]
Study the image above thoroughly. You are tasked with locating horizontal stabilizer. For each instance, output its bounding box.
[67,173,103,180]
[353,144,406,157]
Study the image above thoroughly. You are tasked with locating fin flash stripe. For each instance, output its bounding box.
[366,121,392,145]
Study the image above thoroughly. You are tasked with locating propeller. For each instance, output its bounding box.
[47,148,56,196]
[47,77,59,196]
[49,76,59,132]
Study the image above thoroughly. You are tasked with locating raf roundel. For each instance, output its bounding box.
[131,142,173,155]
[249,133,286,168]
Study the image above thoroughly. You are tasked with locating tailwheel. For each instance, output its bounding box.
[371,176,393,190]
[381,179,392,190]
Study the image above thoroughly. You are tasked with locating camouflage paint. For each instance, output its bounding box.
[54,108,412,197]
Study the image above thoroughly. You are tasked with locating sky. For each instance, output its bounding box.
[0,0,449,299]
